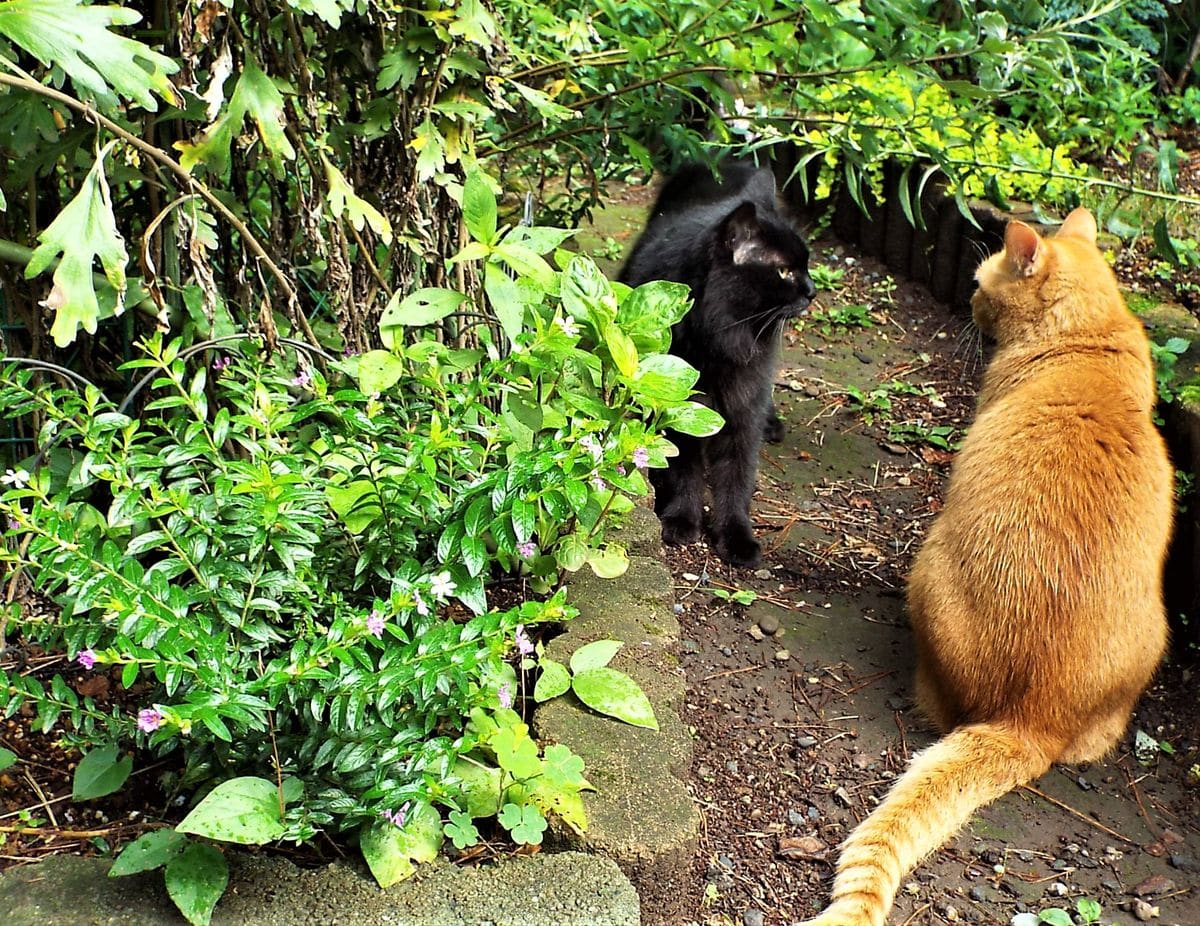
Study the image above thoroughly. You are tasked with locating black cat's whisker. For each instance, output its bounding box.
[715,306,778,333]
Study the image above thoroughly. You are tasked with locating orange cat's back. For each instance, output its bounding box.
[800,209,1173,926]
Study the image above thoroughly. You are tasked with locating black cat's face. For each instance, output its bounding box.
[720,202,815,318]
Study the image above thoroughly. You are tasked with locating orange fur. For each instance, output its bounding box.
[800,209,1174,926]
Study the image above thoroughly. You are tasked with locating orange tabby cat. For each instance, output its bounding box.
[800,208,1174,926]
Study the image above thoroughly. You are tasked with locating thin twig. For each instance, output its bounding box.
[1018,784,1137,845]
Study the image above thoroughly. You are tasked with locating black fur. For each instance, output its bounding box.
[619,163,815,567]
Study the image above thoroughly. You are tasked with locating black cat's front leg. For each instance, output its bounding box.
[650,432,706,547]
[704,419,762,567]
[762,396,785,444]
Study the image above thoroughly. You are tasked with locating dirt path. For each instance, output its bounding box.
[653,240,1200,926]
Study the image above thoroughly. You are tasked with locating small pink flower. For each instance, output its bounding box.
[514,625,535,656]
[414,593,429,617]
[293,368,313,388]
[557,316,580,337]
[578,434,602,461]
[591,474,607,492]
[76,649,96,670]
[6,517,18,532]
[633,447,649,468]
[616,464,627,476]
[366,609,385,638]
[497,683,513,710]
[518,541,536,558]
[379,803,409,828]
[137,708,163,733]
[211,355,232,373]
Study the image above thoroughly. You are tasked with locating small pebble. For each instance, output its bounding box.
[787,809,806,827]
[1133,874,1176,897]
[1169,852,1198,872]
[721,646,733,657]
[743,909,765,926]
[1047,882,1068,897]
[774,648,791,662]
[795,735,817,748]
[969,886,987,903]
[757,612,781,635]
[944,905,959,922]
[1132,898,1160,921]
[753,568,772,579]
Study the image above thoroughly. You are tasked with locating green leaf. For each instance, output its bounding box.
[1038,910,1073,926]
[72,744,133,800]
[555,532,589,572]
[0,746,16,772]
[24,142,128,348]
[462,170,498,245]
[1075,899,1102,923]
[451,758,501,818]
[176,777,285,846]
[355,350,406,394]
[661,402,725,437]
[325,158,392,243]
[164,842,228,926]
[587,543,629,579]
[569,640,622,673]
[631,354,699,403]
[360,802,443,888]
[617,281,691,350]
[109,829,189,877]
[497,802,548,845]
[380,287,468,327]
[511,82,578,122]
[492,725,542,779]
[175,59,295,180]
[572,667,659,730]
[287,0,355,28]
[533,659,572,702]
[443,810,480,850]
[562,256,616,327]
[325,480,381,534]
[0,0,179,111]
[484,263,527,344]
[449,0,498,45]
[602,321,639,379]
[493,242,555,288]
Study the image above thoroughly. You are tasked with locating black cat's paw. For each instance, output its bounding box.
[661,516,702,547]
[762,413,785,444]
[712,526,762,568]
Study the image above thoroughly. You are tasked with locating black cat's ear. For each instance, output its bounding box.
[722,202,761,262]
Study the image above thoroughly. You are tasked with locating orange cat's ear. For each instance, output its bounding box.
[1057,207,1097,243]
[1004,221,1042,277]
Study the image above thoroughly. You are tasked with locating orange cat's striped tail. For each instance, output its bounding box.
[800,722,1056,926]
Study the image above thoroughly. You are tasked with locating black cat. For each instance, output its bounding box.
[620,162,815,567]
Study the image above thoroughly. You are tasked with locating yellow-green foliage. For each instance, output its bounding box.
[797,71,1088,206]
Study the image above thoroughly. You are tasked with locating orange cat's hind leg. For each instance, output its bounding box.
[913,661,957,734]
[1059,703,1136,765]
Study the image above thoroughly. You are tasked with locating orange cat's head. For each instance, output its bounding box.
[972,207,1125,346]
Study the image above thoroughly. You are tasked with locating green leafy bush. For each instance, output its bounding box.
[0,179,715,918]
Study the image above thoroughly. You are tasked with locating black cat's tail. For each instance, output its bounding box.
[650,160,776,217]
